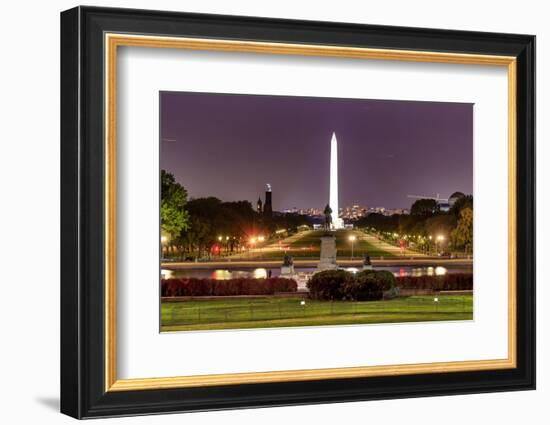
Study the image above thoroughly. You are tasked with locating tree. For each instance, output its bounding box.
[176,215,212,259]
[450,194,473,218]
[178,197,265,258]
[160,170,189,238]
[323,204,332,229]
[451,207,473,252]
[424,214,456,238]
[449,191,465,202]
[355,212,399,233]
[398,214,423,235]
[410,198,439,216]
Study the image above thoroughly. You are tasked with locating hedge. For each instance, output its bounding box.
[306,270,355,300]
[161,277,298,297]
[395,273,473,291]
[343,270,397,301]
[308,270,472,301]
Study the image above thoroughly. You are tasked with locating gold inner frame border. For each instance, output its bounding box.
[104,33,517,392]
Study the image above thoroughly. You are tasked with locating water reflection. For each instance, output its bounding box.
[211,269,232,280]
[345,267,360,274]
[253,268,268,279]
[165,265,465,280]
[409,266,448,277]
[435,266,447,276]
[160,269,174,279]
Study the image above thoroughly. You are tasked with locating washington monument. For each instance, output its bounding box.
[329,132,344,229]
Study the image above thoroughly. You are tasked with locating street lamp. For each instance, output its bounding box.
[249,237,257,259]
[349,235,357,260]
[160,235,168,259]
[436,234,445,254]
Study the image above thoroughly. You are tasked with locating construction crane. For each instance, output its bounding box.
[407,193,451,212]
[407,193,448,202]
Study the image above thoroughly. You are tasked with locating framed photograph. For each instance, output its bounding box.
[60,6,535,419]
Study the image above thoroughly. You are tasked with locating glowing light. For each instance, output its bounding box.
[160,269,174,279]
[435,266,447,276]
[348,235,357,242]
[329,132,344,229]
[258,235,265,242]
[212,269,231,280]
[249,237,257,244]
[160,236,168,243]
[218,236,223,241]
[253,268,268,279]
[436,234,445,241]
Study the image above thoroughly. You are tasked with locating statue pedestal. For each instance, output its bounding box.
[281,265,295,275]
[317,235,338,271]
[362,265,373,271]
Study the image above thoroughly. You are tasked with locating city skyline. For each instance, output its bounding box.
[161,91,473,210]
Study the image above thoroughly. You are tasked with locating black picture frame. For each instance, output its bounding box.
[61,5,535,419]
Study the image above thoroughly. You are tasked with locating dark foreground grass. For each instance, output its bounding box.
[161,295,473,332]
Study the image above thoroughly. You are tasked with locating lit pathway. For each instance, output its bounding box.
[360,233,426,257]
[226,231,310,260]
[220,229,425,260]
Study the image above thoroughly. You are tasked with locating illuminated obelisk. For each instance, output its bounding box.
[329,132,344,229]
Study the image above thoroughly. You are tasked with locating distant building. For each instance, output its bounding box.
[297,207,323,216]
[438,203,451,212]
[365,207,409,216]
[263,184,273,216]
[256,197,263,213]
[340,204,369,220]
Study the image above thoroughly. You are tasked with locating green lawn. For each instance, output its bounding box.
[161,295,473,332]
[245,230,395,260]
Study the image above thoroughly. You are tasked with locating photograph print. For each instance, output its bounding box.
[159,91,474,332]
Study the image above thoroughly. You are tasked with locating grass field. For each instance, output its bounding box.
[244,230,395,260]
[161,295,473,332]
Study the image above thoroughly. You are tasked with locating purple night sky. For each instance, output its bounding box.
[160,91,473,210]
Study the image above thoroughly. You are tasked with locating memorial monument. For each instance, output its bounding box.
[317,234,338,271]
[329,132,344,229]
[280,254,295,276]
[363,253,373,271]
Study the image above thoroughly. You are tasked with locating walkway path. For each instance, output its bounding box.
[361,233,426,257]
[216,229,425,261]
[226,231,307,260]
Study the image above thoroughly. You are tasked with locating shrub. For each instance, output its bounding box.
[307,270,354,300]
[343,270,397,301]
[395,273,473,291]
[161,277,297,297]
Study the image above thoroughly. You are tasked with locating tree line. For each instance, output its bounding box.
[160,170,309,259]
[355,194,473,253]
